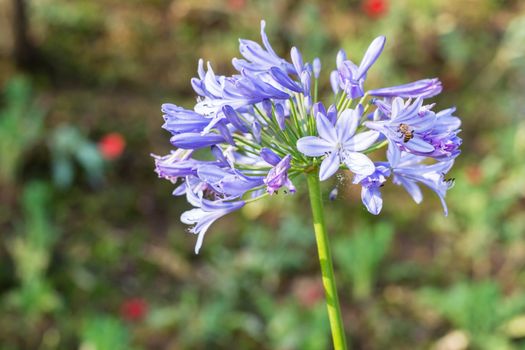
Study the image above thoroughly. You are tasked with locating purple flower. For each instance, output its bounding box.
[313,58,321,79]
[329,187,338,201]
[270,67,303,93]
[274,103,287,130]
[260,147,282,165]
[232,20,295,75]
[161,104,210,134]
[330,71,340,94]
[170,132,226,149]
[261,151,295,194]
[297,106,380,180]
[153,150,196,182]
[353,165,390,215]
[222,105,250,133]
[421,107,462,160]
[192,62,289,116]
[290,47,305,75]
[252,120,262,143]
[366,97,436,154]
[336,36,386,98]
[172,175,209,197]
[154,20,461,253]
[181,183,245,254]
[387,143,454,215]
[196,164,264,198]
[368,78,443,99]
[154,146,234,197]
[312,102,337,125]
[300,69,312,97]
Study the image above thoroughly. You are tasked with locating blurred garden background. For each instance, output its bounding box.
[1,0,525,349]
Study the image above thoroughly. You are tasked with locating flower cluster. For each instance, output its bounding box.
[154,21,461,253]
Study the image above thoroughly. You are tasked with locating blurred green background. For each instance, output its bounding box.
[1,0,525,349]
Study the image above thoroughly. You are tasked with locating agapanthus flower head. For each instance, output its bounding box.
[154,20,461,252]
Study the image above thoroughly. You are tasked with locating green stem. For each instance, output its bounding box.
[306,171,348,350]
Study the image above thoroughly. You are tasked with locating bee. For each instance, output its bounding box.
[398,123,414,143]
[442,173,456,188]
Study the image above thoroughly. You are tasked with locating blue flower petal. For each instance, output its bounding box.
[297,136,333,157]
[336,108,359,140]
[368,78,442,99]
[361,186,383,215]
[344,131,380,152]
[316,112,338,143]
[405,137,435,153]
[357,36,386,79]
[343,151,375,175]
[319,152,340,181]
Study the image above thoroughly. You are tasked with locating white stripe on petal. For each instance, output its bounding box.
[319,152,340,181]
[297,136,334,157]
[336,109,359,140]
[316,112,338,142]
[343,152,375,175]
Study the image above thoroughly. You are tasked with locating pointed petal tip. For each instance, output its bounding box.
[366,206,381,215]
[357,36,387,79]
[371,36,387,50]
[362,187,383,215]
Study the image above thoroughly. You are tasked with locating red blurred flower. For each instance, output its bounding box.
[293,277,325,308]
[98,133,126,160]
[120,298,148,322]
[362,0,388,19]
[465,165,483,185]
[227,0,246,11]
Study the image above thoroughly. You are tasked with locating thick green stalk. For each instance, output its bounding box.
[306,171,348,350]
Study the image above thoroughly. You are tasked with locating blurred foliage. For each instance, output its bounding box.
[0,0,525,349]
[49,125,104,189]
[334,222,393,300]
[2,182,61,347]
[0,76,45,185]
[81,316,131,350]
[419,280,525,349]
